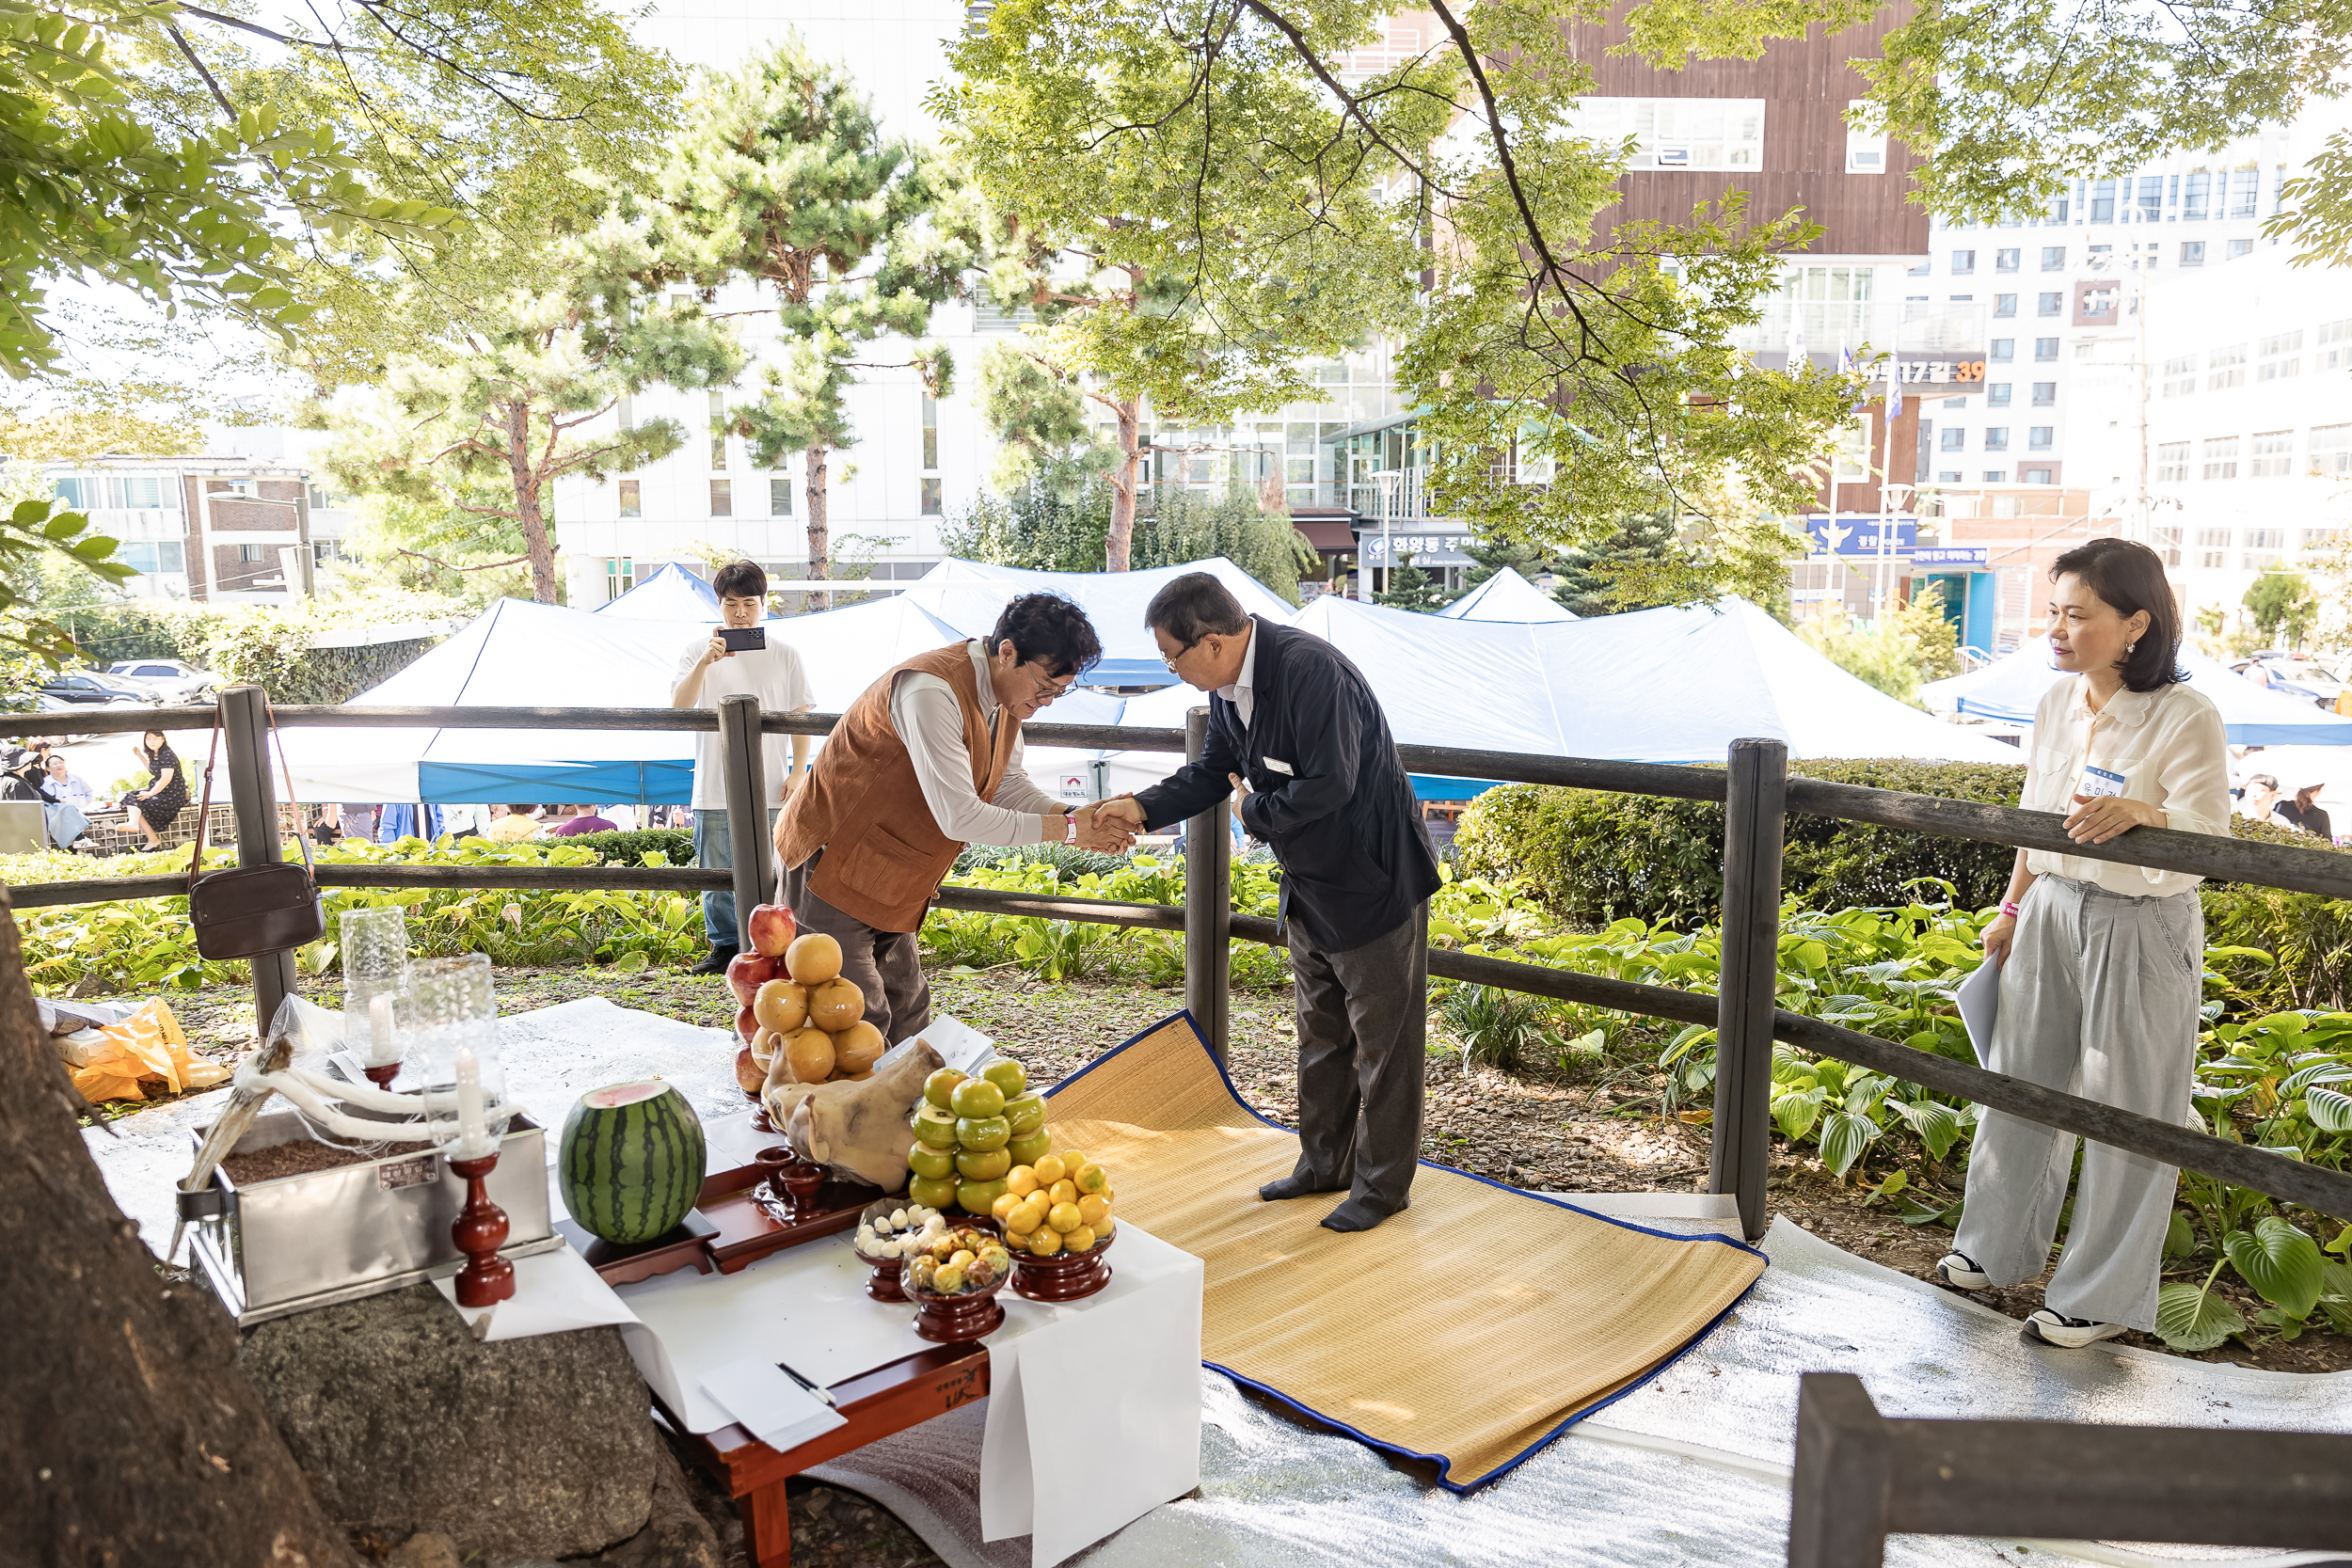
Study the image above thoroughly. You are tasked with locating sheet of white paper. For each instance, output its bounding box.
[432,1242,636,1342]
[978,1334,1036,1539]
[613,1232,930,1432]
[700,1355,847,1451]
[1957,953,2001,1063]
[900,1013,994,1077]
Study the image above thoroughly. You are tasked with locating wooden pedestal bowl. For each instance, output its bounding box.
[1010,1227,1116,1302]
[901,1219,1011,1343]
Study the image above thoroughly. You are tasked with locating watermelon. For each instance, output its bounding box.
[560,1080,707,1243]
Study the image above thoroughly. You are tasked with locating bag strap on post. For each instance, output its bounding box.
[184,696,316,893]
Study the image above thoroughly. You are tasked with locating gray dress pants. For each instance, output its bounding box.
[1953,874,2202,1330]
[778,847,932,1048]
[1284,903,1428,1214]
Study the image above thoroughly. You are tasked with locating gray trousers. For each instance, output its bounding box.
[1953,874,2202,1329]
[1286,903,1428,1213]
[779,847,931,1048]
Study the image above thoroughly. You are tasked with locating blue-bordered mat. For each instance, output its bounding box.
[1043,1009,1768,1492]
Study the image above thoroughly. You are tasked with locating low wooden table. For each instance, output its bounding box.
[663,1342,991,1568]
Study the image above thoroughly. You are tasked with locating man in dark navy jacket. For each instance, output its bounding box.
[1099,574,1440,1231]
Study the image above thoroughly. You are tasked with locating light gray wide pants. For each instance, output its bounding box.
[1953,873,2202,1330]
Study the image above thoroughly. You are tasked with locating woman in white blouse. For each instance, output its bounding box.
[1937,538,2230,1348]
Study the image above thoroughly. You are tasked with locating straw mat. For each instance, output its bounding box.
[1045,1011,1768,1491]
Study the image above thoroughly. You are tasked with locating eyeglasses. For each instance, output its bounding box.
[1158,639,1200,673]
[1025,664,1075,702]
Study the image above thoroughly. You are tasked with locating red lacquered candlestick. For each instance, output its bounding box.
[448,1152,515,1307]
[362,1062,401,1088]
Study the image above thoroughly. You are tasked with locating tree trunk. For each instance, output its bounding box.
[1106,396,1142,572]
[508,401,560,605]
[0,891,365,1568]
[804,444,831,614]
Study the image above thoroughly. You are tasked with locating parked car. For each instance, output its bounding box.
[37,671,162,706]
[2232,655,2349,711]
[19,693,96,745]
[104,658,217,705]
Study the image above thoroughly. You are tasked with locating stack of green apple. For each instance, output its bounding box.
[905,1059,1050,1216]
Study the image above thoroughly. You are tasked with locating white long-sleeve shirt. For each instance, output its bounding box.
[2021,673,2231,896]
[889,641,1067,846]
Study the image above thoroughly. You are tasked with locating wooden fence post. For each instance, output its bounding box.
[220,686,297,1035]
[1788,1373,1893,1568]
[1713,736,1788,1242]
[1182,706,1231,1059]
[717,693,772,953]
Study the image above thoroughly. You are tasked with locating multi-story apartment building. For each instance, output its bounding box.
[44,457,315,603]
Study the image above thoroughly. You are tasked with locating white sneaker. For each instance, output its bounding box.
[1936,1251,1991,1290]
[2026,1308,2128,1348]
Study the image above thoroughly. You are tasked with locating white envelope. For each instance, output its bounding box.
[1957,952,2002,1063]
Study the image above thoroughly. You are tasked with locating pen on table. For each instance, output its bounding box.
[777,1362,835,1407]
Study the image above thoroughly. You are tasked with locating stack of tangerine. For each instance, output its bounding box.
[991,1150,1113,1257]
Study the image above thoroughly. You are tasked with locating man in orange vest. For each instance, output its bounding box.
[774,593,1134,1044]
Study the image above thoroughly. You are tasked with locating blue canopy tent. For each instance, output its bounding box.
[1435,567,1577,624]
[1921,638,2352,745]
[898,557,1295,683]
[595,562,722,621]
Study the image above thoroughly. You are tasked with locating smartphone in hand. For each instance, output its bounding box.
[720,626,768,653]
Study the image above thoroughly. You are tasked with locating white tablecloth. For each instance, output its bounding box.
[442,1211,1203,1568]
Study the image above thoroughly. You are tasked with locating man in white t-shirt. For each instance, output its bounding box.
[672,560,815,973]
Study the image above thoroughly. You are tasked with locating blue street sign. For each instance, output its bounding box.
[1804,516,1918,557]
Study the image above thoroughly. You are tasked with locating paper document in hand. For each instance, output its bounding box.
[699,1356,845,1453]
[1956,955,2001,1063]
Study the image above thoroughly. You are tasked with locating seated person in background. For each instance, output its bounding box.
[486,803,543,842]
[40,754,91,809]
[547,803,619,837]
[600,803,639,832]
[4,747,90,848]
[310,804,342,845]
[2273,784,2333,840]
[2236,773,2280,823]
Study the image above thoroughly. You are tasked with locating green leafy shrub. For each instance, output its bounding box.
[1454,761,2027,927]
[2200,817,2352,1012]
[556,828,695,867]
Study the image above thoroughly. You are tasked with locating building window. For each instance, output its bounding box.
[1569,97,1766,169]
[2249,430,2293,477]
[2312,423,2352,474]
[2162,354,2197,396]
[618,395,634,432]
[2031,382,2056,405]
[920,477,943,515]
[2183,170,2210,221]
[2180,241,2205,267]
[2155,442,2189,482]
[2196,527,2230,568]
[2319,319,2352,371]
[2246,527,2284,548]
[1940,427,1965,451]
[51,477,94,510]
[2136,175,2164,224]
[708,389,728,469]
[618,480,641,517]
[237,544,264,563]
[1951,249,1976,274]
[2022,467,2053,483]
[1949,293,1974,303]
[1983,469,2009,482]
[2257,330,2302,381]
[1984,427,2010,451]
[1991,338,2014,361]
[1937,469,1962,483]
[2201,437,2238,480]
[1995,247,2020,272]
[2228,164,2259,219]
[2227,237,2254,260]
[2034,338,2058,360]
[2040,245,2064,270]
[1776,263,1877,348]
[2302,527,2345,551]
[606,557,633,597]
[2207,344,2247,390]
[1947,396,1970,410]
[2078,287,2118,319]
[1845,101,1885,172]
[921,393,940,472]
[2090,179,2116,222]
[2036,291,2062,316]
[1988,382,2013,406]
[2154,525,2184,566]
[1994,293,2017,317]
[2028,426,2054,450]
[770,476,793,515]
[709,479,732,516]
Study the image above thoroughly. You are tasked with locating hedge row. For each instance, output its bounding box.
[555,828,696,866]
[1453,760,2027,928]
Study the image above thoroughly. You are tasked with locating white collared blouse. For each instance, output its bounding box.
[2021,673,2231,896]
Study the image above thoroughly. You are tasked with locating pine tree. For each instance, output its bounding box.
[1550,513,1686,618]
[651,38,972,610]
[1374,553,1451,613]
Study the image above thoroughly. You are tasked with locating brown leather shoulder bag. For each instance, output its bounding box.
[185,704,326,960]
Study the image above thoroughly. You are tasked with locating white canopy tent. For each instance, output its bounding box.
[897,558,1295,684]
[595,562,720,621]
[1435,567,1578,624]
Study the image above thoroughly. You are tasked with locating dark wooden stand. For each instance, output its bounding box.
[1011,1230,1116,1302]
[554,1211,720,1286]
[693,1110,884,1274]
[664,1344,990,1568]
[447,1152,515,1307]
[361,1062,401,1088]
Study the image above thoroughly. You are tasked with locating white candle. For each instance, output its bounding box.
[368,993,395,1065]
[454,1045,489,1157]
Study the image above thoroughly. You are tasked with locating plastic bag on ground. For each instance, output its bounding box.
[66,998,231,1104]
